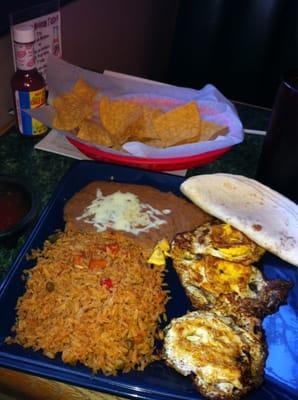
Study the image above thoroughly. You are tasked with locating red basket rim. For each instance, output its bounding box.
[68,137,232,167]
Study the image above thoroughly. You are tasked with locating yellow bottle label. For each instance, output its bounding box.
[30,89,46,109]
[15,88,48,136]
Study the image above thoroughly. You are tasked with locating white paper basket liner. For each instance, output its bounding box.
[30,55,244,159]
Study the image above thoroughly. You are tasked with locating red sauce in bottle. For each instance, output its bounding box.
[11,25,48,138]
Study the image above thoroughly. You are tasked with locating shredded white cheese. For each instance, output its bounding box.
[76,189,171,235]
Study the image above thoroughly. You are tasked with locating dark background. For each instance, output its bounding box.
[166,0,298,108]
[0,0,73,37]
[1,0,297,108]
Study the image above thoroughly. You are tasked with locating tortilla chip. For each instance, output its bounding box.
[144,138,166,148]
[99,96,142,143]
[200,120,229,141]
[52,78,229,151]
[72,78,97,103]
[152,101,201,147]
[53,92,93,131]
[77,119,113,147]
[125,106,164,142]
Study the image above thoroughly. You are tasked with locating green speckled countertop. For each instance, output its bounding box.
[0,102,270,282]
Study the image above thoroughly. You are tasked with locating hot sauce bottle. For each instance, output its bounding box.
[11,25,48,137]
[52,25,61,57]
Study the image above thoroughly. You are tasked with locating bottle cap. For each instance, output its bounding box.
[13,25,35,44]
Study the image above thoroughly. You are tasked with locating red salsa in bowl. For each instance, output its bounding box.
[0,177,37,241]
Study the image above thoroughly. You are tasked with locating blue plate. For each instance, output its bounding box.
[0,161,297,400]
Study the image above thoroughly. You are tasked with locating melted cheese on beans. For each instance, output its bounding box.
[77,189,171,235]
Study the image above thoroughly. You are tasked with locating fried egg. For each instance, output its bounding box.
[171,252,265,309]
[163,311,266,400]
[171,227,293,323]
[185,221,265,265]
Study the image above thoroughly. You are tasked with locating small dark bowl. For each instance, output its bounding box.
[0,176,38,244]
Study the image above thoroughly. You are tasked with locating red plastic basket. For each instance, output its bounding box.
[68,137,232,171]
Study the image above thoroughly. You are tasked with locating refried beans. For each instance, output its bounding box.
[64,181,212,253]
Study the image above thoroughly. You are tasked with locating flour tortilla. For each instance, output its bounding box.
[180,173,298,266]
